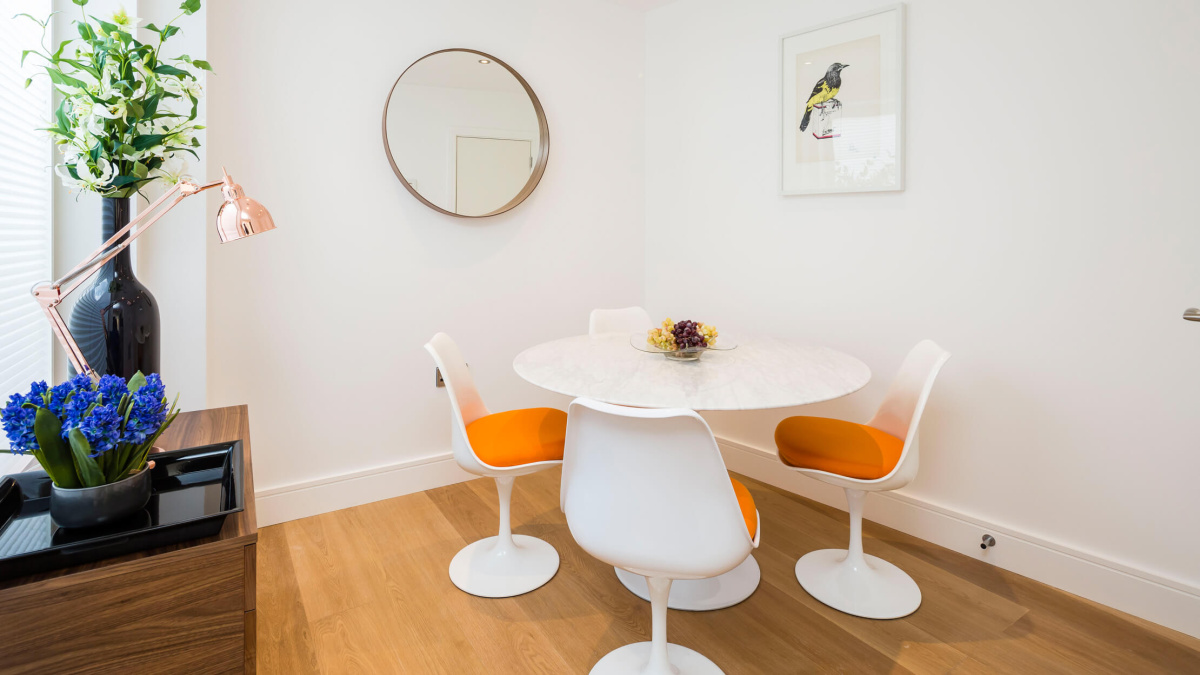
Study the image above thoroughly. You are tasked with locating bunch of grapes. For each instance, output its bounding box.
[647,317,719,350]
[647,318,677,350]
[672,320,707,349]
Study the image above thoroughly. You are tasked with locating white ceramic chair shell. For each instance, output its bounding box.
[588,306,652,336]
[778,340,950,619]
[562,398,759,675]
[425,332,562,598]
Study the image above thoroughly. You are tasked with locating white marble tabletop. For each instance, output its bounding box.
[513,333,871,411]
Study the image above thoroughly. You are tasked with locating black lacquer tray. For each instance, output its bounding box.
[0,441,244,580]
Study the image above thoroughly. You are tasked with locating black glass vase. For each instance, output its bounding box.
[67,197,160,379]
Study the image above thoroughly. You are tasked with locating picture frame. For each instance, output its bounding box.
[781,4,905,195]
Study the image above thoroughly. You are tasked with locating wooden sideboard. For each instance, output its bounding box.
[0,406,258,674]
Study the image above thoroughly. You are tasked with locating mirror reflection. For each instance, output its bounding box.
[384,50,547,217]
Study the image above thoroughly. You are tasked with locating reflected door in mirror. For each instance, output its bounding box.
[456,137,532,216]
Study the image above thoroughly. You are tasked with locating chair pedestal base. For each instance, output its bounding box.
[614,555,760,611]
[448,535,559,598]
[590,642,724,675]
[795,549,921,619]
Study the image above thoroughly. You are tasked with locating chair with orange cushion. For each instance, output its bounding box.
[425,332,565,598]
[562,397,758,675]
[774,340,950,619]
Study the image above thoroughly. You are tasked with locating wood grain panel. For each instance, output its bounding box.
[0,546,244,674]
[256,467,1200,675]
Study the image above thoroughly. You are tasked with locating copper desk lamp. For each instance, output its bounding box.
[32,170,275,377]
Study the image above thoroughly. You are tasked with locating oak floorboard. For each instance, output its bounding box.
[257,468,1200,674]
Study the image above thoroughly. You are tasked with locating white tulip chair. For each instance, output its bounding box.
[562,398,759,675]
[588,306,652,336]
[774,340,950,619]
[425,332,565,598]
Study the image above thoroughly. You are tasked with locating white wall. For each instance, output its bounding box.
[645,0,1200,632]
[205,0,646,506]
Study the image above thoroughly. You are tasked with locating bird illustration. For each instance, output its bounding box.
[799,62,849,132]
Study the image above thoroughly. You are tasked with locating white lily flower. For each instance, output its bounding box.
[149,157,192,185]
[93,99,128,121]
[108,7,142,34]
[71,98,94,119]
[182,79,202,99]
[56,157,114,192]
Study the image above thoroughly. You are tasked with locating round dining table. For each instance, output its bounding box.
[513,332,872,611]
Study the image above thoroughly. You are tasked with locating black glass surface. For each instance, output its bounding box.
[0,441,244,580]
[67,196,161,378]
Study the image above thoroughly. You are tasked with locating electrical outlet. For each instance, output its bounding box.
[435,364,466,387]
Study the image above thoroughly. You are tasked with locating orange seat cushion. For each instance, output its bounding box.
[774,417,904,480]
[466,408,567,468]
[729,477,758,538]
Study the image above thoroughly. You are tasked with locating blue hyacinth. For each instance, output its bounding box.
[1,392,36,454]
[3,372,176,482]
[61,388,100,440]
[97,374,128,405]
[77,403,122,457]
[123,377,168,446]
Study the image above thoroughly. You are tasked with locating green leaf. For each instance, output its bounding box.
[72,0,89,6]
[145,22,160,34]
[191,59,212,72]
[54,102,71,137]
[109,175,144,188]
[46,68,87,90]
[67,429,106,487]
[89,141,101,162]
[33,407,81,489]
[165,146,199,160]
[127,100,143,118]
[91,17,119,35]
[127,371,148,394]
[141,93,160,118]
[76,20,95,40]
[160,24,180,40]
[180,0,201,15]
[24,78,32,89]
[131,161,149,179]
[131,134,165,150]
[153,63,188,77]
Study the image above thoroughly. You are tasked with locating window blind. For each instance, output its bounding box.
[0,2,53,411]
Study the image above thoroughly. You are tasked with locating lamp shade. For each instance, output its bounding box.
[215,171,276,243]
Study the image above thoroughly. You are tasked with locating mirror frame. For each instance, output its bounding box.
[382,48,550,218]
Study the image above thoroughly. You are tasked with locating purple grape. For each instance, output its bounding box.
[672,320,705,349]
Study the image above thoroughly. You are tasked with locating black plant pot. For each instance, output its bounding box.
[67,197,160,378]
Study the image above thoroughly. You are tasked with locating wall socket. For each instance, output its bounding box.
[434,365,466,388]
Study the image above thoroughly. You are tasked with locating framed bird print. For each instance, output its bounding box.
[781,4,905,195]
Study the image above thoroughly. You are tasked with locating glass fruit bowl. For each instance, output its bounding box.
[630,334,737,361]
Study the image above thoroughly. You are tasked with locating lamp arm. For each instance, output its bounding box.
[31,177,225,376]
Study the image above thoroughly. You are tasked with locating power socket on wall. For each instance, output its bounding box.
[434,365,466,388]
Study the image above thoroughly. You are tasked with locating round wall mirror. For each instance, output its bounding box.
[383,49,549,218]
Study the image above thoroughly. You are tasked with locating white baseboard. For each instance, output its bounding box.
[255,451,473,527]
[717,437,1200,640]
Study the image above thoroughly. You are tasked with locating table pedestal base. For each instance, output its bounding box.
[614,554,760,611]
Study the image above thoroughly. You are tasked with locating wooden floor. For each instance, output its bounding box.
[256,470,1200,674]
